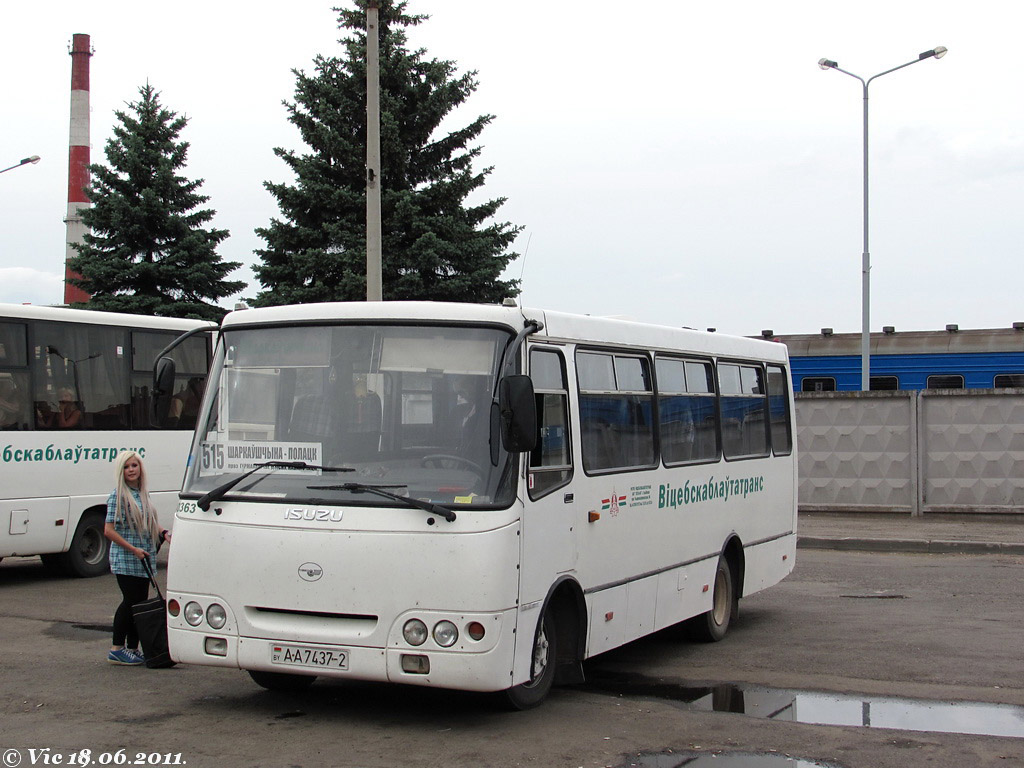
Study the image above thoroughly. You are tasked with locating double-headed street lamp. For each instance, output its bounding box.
[819,47,947,390]
[0,155,40,175]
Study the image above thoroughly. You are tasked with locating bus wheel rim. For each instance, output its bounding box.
[530,626,550,684]
[712,569,728,625]
[81,527,104,565]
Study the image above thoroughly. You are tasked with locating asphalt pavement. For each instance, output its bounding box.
[798,510,1024,554]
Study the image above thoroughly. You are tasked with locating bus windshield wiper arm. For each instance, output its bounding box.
[307,482,457,523]
[197,461,354,511]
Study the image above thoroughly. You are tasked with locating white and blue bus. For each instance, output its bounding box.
[161,301,796,707]
[0,304,212,576]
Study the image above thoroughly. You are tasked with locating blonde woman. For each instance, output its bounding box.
[103,451,170,665]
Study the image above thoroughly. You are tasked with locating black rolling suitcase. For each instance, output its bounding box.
[132,558,176,669]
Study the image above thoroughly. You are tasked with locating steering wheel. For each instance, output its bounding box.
[420,454,485,475]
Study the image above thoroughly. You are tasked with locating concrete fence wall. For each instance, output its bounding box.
[795,389,1024,515]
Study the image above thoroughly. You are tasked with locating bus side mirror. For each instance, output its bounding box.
[152,356,176,426]
[498,375,538,453]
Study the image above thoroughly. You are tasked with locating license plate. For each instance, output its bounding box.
[270,643,349,670]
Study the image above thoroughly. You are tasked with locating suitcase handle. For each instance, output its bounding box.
[141,557,164,601]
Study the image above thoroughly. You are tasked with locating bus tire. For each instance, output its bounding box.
[45,511,110,578]
[688,555,734,643]
[502,609,556,710]
[248,670,317,691]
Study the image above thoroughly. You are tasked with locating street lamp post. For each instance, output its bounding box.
[819,47,947,391]
[0,155,41,175]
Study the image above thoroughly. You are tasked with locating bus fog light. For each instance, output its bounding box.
[204,637,228,656]
[206,603,227,629]
[403,619,428,646]
[184,601,204,626]
[433,620,458,647]
[401,654,430,674]
[466,621,485,641]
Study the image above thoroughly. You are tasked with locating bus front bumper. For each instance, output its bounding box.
[168,620,519,694]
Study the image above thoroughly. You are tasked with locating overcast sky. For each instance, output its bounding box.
[2,1,1021,336]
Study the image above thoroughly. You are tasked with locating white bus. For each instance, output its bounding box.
[0,304,213,576]
[162,301,796,708]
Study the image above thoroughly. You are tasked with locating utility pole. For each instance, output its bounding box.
[365,1,383,301]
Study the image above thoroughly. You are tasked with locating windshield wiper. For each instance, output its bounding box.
[197,461,354,510]
[307,482,457,523]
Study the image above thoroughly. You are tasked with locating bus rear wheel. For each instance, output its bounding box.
[688,555,735,643]
[502,609,556,710]
[248,670,317,691]
[43,511,110,578]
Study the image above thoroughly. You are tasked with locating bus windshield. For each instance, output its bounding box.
[183,322,518,509]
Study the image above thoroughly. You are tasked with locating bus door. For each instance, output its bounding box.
[519,347,577,607]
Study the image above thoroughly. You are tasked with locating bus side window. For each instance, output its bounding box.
[656,357,719,464]
[33,321,130,431]
[719,362,769,460]
[0,322,30,431]
[767,365,793,455]
[577,350,656,473]
[132,331,209,430]
[528,349,572,499]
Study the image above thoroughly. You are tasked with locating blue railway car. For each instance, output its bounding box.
[762,325,1024,391]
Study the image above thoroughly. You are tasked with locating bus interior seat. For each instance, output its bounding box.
[288,394,334,442]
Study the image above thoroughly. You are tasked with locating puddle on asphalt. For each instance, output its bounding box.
[71,623,113,633]
[43,621,113,642]
[587,672,1024,739]
[616,752,839,768]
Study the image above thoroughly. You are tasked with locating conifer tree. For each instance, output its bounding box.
[251,0,521,306]
[68,83,243,320]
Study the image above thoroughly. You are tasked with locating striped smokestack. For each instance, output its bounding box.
[63,33,92,305]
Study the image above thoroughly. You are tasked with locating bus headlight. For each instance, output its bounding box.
[433,620,458,647]
[403,619,428,646]
[184,601,204,626]
[206,603,227,630]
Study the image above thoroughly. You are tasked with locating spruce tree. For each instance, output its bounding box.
[251,0,521,306]
[68,83,243,320]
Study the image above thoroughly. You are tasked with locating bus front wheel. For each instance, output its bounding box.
[502,609,556,710]
[688,556,735,643]
[248,670,317,691]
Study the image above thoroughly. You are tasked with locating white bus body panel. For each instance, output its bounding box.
[1,431,189,557]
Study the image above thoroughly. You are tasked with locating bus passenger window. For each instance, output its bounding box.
[577,350,655,473]
[0,372,30,430]
[0,323,29,430]
[528,349,572,499]
[767,365,793,455]
[131,331,209,430]
[719,363,769,460]
[656,357,719,464]
[0,322,28,367]
[33,322,129,431]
